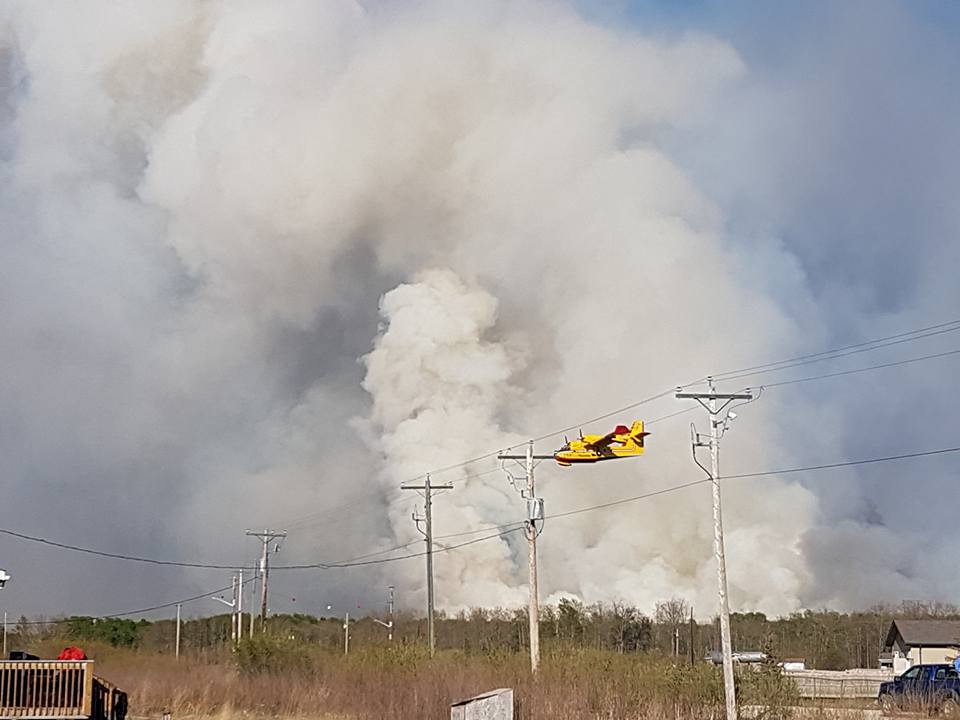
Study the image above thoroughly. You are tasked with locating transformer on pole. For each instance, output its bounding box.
[498,442,552,675]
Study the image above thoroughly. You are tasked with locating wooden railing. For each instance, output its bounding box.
[91,676,126,720]
[0,661,124,719]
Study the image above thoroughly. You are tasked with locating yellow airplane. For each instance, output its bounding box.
[554,421,649,467]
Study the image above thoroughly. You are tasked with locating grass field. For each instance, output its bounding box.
[14,636,825,719]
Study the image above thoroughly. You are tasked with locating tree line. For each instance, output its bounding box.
[10,598,958,670]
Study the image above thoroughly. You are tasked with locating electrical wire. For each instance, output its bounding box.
[759,347,960,388]
[273,318,960,534]
[5,322,960,580]
[270,526,526,571]
[710,318,960,381]
[0,528,250,570]
[14,577,255,626]
[544,445,960,523]
[339,443,960,553]
[399,318,960,484]
[5,444,959,622]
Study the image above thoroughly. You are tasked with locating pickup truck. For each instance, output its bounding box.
[878,663,960,715]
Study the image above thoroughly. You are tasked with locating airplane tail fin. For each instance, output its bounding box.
[621,421,649,451]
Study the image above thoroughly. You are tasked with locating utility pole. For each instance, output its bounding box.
[343,612,349,655]
[689,607,696,666]
[402,474,453,657]
[1,569,10,658]
[525,442,541,674]
[236,569,243,646]
[175,603,182,659]
[677,378,754,720]
[498,441,549,675]
[373,586,395,640]
[245,529,287,633]
[231,574,238,643]
[387,585,394,642]
[211,575,237,644]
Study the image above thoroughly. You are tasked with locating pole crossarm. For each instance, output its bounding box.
[674,393,754,399]
[496,454,555,460]
[675,390,753,416]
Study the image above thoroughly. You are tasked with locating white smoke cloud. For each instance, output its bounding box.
[360,268,527,609]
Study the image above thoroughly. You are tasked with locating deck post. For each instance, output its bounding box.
[82,661,94,718]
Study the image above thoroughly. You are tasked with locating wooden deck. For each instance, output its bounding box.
[0,661,126,720]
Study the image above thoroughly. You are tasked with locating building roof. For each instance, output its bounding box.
[886,620,960,649]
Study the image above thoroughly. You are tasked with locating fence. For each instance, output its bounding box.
[786,669,894,699]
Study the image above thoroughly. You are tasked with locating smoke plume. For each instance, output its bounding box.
[0,0,957,619]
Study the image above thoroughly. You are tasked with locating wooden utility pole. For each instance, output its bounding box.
[175,604,181,659]
[689,607,696,665]
[388,585,395,642]
[402,475,453,657]
[245,529,287,633]
[525,442,541,674]
[677,380,754,720]
[498,442,549,675]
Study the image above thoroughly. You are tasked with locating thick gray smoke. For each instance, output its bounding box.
[0,1,957,619]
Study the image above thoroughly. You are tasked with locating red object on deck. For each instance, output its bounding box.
[57,646,87,660]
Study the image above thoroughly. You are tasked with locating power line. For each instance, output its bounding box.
[710,318,960,380]
[288,443,960,569]
[723,445,960,479]
[530,389,677,443]
[12,438,948,625]
[546,445,960,522]
[714,325,960,383]
[399,318,960,485]
[14,578,254,626]
[270,526,526,571]
[273,318,960,537]
[383,443,960,545]
[7,437,959,576]
[0,528,249,570]
[760,348,960,388]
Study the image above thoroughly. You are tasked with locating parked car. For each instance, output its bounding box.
[878,663,960,715]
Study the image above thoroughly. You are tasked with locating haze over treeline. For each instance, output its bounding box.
[0,1,958,620]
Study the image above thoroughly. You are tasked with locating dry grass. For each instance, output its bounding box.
[29,639,805,720]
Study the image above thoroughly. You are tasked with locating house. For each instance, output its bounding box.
[884,620,960,669]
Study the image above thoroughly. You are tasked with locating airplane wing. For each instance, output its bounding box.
[582,425,632,451]
[582,433,616,450]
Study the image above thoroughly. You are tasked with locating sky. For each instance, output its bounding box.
[0,0,958,624]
